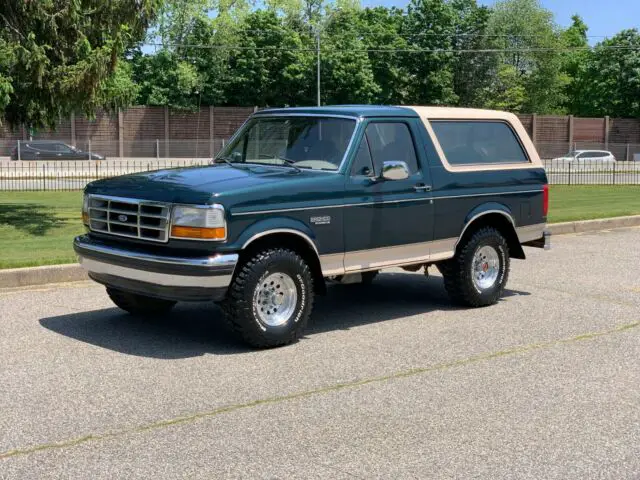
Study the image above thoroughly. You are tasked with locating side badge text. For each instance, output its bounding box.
[310,215,331,225]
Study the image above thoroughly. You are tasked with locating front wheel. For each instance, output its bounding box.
[437,227,510,307]
[222,248,314,348]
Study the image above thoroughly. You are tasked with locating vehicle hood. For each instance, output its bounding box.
[85,164,329,204]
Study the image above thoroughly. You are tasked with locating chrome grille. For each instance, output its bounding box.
[88,195,171,243]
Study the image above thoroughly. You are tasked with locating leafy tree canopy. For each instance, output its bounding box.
[572,29,640,117]
[4,0,640,120]
[0,0,161,128]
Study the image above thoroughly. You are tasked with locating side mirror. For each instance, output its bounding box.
[381,161,410,181]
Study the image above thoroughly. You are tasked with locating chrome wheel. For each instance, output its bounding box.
[253,272,298,327]
[472,245,500,291]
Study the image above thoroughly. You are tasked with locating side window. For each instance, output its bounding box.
[350,135,374,176]
[430,121,529,165]
[55,143,74,153]
[34,143,55,152]
[364,122,419,176]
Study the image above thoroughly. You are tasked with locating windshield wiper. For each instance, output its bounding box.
[257,154,302,172]
[212,156,248,170]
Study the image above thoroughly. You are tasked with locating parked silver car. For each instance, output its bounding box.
[552,150,616,162]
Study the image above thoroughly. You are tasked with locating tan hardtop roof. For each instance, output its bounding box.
[402,106,520,121]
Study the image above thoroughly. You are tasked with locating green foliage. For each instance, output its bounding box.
[321,9,380,104]
[131,50,202,109]
[449,0,495,107]
[486,0,566,114]
[482,64,527,112]
[3,0,639,119]
[560,15,589,114]
[0,0,161,128]
[222,11,314,106]
[572,29,640,117]
[358,7,411,104]
[0,39,15,121]
[404,0,458,105]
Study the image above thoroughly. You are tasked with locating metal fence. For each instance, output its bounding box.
[536,142,640,163]
[0,139,228,161]
[1,142,640,191]
[543,160,640,185]
[0,159,212,191]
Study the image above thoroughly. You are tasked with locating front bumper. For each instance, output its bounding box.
[73,235,238,302]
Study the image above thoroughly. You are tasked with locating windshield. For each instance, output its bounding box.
[216,116,357,171]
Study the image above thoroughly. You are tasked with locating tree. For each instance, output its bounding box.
[485,0,566,113]
[222,11,314,106]
[404,0,458,106]
[0,0,161,128]
[130,50,202,109]
[481,64,527,112]
[358,7,411,104]
[572,29,640,117]
[449,0,497,107]
[560,15,589,114]
[320,8,380,104]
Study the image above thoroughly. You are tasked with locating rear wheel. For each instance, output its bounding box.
[438,227,510,307]
[106,288,177,315]
[222,248,314,348]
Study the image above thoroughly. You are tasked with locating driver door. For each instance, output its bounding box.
[342,119,434,272]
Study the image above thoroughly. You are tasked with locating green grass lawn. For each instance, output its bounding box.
[0,186,639,269]
[548,186,640,223]
[0,191,83,269]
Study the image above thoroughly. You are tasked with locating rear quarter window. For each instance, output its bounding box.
[430,121,529,166]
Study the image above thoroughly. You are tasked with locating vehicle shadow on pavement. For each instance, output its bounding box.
[309,272,529,335]
[39,272,530,358]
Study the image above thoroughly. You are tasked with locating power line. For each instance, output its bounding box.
[141,42,640,54]
[169,28,610,40]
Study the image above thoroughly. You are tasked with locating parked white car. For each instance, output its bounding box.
[552,150,616,162]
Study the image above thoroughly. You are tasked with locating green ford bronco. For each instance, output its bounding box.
[74,105,550,348]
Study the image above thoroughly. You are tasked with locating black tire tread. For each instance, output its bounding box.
[438,227,510,307]
[221,248,314,348]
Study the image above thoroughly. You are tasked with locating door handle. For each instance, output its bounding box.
[414,183,431,192]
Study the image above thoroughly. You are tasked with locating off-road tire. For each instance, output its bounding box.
[106,288,177,315]
[437,227,510,307]
[221,248,314,348]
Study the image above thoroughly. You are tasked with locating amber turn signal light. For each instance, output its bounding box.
[170,226,226,240]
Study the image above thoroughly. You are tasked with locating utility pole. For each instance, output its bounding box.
[315,8,340,107]
[316,27,321,107]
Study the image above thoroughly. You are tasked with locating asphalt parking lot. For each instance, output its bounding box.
[1,227,639,479]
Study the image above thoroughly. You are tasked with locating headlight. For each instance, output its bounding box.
[82,195,90,226]
[170,204,226,240]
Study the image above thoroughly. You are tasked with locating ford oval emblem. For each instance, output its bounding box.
[118,214,128,222]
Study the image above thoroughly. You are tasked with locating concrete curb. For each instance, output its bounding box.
[2,215,640,289]
[0,264,87,289]
[547,215,640,235]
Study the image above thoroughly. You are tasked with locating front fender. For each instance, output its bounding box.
[229,217,319,253]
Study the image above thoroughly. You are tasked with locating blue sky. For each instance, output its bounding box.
[361,0,640,41]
